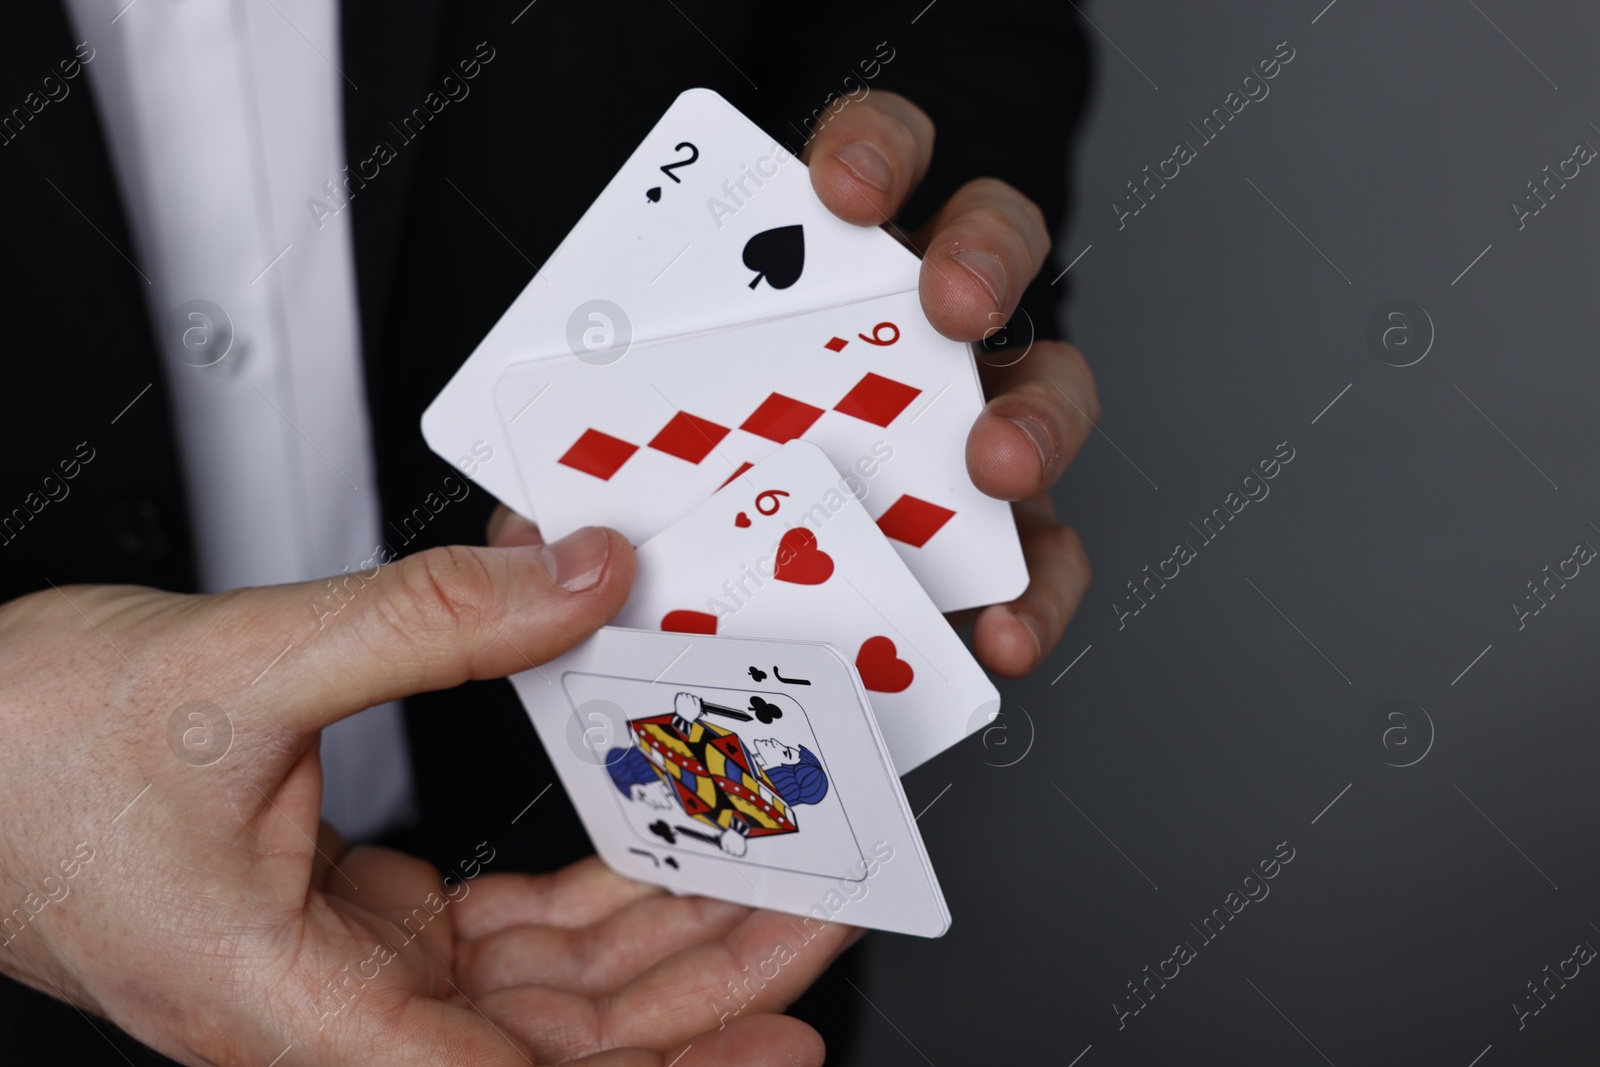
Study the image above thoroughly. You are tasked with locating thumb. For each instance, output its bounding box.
[242,526,634,734]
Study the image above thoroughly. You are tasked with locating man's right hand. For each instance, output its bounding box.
[0,528,840,1065]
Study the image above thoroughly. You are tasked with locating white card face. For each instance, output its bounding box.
[509,627,950,938]
[422,87,923,519]
[614,440,1001,774]
[490,291,1027,612]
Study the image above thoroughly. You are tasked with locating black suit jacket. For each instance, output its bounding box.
[0,2,1087,1059]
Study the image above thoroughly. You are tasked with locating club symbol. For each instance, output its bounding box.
[646,186,662,203]
[742,225,805,290]
[748,666,768,682]
[748,696,783,724]
[665,856,680,869]
[648,820,676,844]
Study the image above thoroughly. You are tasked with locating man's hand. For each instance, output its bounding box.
[0,527,843,1065]
[805,91,1099,678]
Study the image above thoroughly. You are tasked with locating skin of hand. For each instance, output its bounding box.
[0,526,858,1066]
[803,91,1101,678]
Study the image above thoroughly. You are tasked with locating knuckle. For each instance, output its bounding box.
[1056,524,1094,601]
[0,587,60,634]
[1060,524,1092,589]
[873,90,936,141]
[953,201,1017,238]
[1012,342,1099,448]
[959,203,1032,252]
[961,176,1015,201]
[387,545,500,637]
[824,99,922,178]
[1017,192,1049,234]
[1032,522,1092,627]
[880,115,923,172]
[1011,377,1076,436]
[958,179,1049,255]
[1054,342,1102,424]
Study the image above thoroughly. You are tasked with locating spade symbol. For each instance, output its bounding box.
[748,696,783,724]
[646,186,662,203]
[648,820,676,844]
[742,225,805,290]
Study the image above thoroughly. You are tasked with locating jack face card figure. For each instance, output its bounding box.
[605,691,830,857]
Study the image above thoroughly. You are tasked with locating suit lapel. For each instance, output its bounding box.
[6,4,159,339]
[0,3,199,593]
[339,0,447,382]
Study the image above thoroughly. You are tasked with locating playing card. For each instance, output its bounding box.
[491,290,1028,612]
[613,440,1000,774]
[422,87,923,519]
[508,627,951,938]
[562,671,865,881]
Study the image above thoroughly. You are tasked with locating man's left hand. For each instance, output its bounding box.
[805,91,1098,677]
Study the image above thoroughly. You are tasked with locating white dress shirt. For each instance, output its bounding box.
[63,0,413,840]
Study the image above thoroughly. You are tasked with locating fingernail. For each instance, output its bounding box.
[952,249,1008,309]
[538,527,610,592]
[1008,415,1054,476]
[833,141,893,192]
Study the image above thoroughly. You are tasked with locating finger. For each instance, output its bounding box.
[453,859,664,940]
[246,742,343,899]
[486,505,543,548]
[310,994,538,1067]
[971,498,1092,677]
[803,91,934,226]
[591,911,862,1050]
[528,1011,825,1067]
[915,178,1052,341]
[457,892,749,998]
[472,912,860,1063]
[244,528,636,734]
[331,845,460,962]
[967,340,1099,501]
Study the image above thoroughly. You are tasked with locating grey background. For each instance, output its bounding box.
[841,1,1600,1064]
